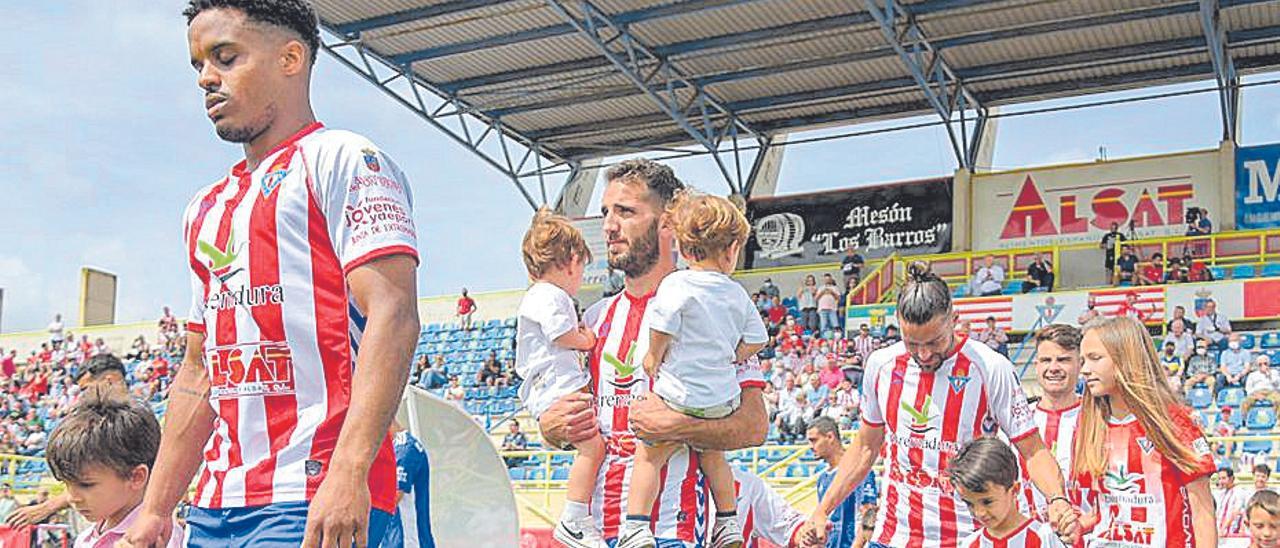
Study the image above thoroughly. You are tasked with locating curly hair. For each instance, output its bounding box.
[184,0,320,65]
[522,208,592,279]
[665,189,749,263]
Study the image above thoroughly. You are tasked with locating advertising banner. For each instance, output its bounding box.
[745,178,952,269]
[972,151,1222,250]
[1237,142,1280,229]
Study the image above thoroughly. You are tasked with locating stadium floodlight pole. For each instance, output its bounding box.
[863,0,989,171]
[1199,0,1241,142]
[316,30,571,211]
[543,0,770,196]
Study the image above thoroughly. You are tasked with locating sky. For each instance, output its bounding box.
[0,1,1278,333]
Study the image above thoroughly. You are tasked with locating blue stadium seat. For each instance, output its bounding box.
[1249,403,1278,429]
[508,468,526,481]
[486,319,503,330]
[1210,266,1228,280]
[1262,332,1280,349]
[1218,387,1247,409]
[551,453,574,466]
[504,317,518,328]
[525,468,547,481]
[1244,403,1278,454]
[1234,264,1258,279]
[1243,333,1257,350]
[1186,386,1213,409]
[953,286,968,298]
[1229,408,1247,429]
[1263,263,1280,278]
[551,466,570,481]
[1001,285,1021,295]
[782,297,797,309]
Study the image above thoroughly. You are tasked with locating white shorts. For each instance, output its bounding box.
[660,392,741,420]
[521,362,591,419]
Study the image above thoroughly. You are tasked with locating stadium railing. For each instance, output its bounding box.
[503,431,1280,524]
[845,252,900,306]
[1112,228,1280,278]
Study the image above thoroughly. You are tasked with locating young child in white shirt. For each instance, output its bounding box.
[514,209,602,548]
[951,438,1066,548]
[619,191,768,548]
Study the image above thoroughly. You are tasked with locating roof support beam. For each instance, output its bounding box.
[388,0,762,65]
[864,0,988,170]
[1199,0,1241,142]
[318,31,568,211]
[543,0,768,194]
[331,0,509,36]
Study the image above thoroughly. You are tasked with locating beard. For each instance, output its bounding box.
[607,219,660,278]
[213,101,276,144]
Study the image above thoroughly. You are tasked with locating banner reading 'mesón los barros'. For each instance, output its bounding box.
[744,178,953,269]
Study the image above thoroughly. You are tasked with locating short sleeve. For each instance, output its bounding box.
[313,135,419,274]
[521,285,578,342]
[1172,407,1216,481]
[958,530,983,548]
[186,264,207,334]
[741,291,769,345]
[648,276,687,335]
[858,353,886,427]
[987,356,1036,442]
[735,356,766,389]
[183,210,208,334]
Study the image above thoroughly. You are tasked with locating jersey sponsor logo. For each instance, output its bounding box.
[602,347,643,389]
[197,228,243,284]
[1103,466,1143,493]
[207,342,297,399]
[344,196,416,247]
[261,169,287,198]
[206,283,284,312]
[348,174,403,194]
[362,148,381,172]
[1191,437,1211,456]
[1097,522,1157,546]
[901,395,938,434]
[947,374,969,393]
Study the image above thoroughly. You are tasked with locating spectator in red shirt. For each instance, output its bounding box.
[456,288,477,330]
[1138,252,1165,286]
[767,296,786,328]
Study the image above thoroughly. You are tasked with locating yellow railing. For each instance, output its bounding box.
[897,243,1072,292]
[1112,228,1280,272]
[0,454,61,495]
[845,252,900,306]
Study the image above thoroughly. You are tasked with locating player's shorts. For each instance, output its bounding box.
[185,501,393,547]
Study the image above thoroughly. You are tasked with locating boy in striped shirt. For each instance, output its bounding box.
[951,438,1065,548]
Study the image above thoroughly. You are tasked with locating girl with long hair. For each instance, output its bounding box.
[1073,316,1216,547]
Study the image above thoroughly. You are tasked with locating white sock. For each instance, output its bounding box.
[561,500,589,522]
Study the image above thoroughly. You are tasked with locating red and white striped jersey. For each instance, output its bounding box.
[733,468,805,548]
[183,123,417,513]
[1019,401,1081,518]
[1072,408,1215,547]
[583,290,766,543]
[959,519,1066,548]
[860,337,1037,548]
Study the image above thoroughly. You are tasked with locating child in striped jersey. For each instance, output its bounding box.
[951,438,1066,548]
[618,191,768,548]
[514,209,604,548]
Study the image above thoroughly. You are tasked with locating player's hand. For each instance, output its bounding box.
[1047,498,1080,544]
[6,499,57,527]
[580,326,597,350]
[303,466,371,548]
[628,392,691,444]
[116,510,173,548]
[538,391,599,448]
[798,512,830,547]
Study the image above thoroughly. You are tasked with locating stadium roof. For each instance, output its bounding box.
[313,0,1280,203]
